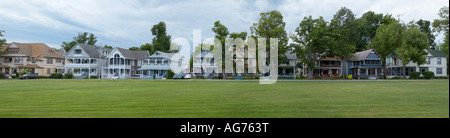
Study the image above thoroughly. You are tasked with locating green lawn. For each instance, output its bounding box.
[0,79,448,118]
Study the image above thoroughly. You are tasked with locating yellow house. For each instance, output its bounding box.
[0,42,65,76]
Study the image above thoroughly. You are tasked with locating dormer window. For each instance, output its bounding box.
[156,52,160,55]
[74,49,82,54]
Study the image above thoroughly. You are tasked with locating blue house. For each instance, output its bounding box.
[346,49,384,79]
[138,51,184,79]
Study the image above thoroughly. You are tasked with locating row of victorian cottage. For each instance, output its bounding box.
[0,42,447,79]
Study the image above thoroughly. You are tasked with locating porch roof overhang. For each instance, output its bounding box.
[0,65,10,68]
[314,67,341,69]
[350,66,384,69]
[17,64,43,68]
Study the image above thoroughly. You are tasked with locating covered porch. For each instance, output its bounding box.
[350,67,384,79]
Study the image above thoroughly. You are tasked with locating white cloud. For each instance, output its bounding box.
[0,0,448,50]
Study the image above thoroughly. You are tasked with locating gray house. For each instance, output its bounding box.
[103,47,149,79]
[63,43,112,78]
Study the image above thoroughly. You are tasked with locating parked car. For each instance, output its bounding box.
[173,74,184,79]
[19,74,38,79]
[184,74,192,79]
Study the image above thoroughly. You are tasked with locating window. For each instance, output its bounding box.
[437,58,441,65]
[427,58,430,64]
[47,58,53,64]
[8,48,18,54]
[47,68,50,74]
[436,68,442,74]
[74,49,82,54]
[32,57,36,63]
[15,57,23,63]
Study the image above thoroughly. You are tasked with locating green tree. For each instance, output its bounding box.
[250,10,289,64]
[416,19,436,49]
[151,21,172,54]
[368,22,404,78]
[291,16,333,79]
[354,11,397,51]
[139,43,153,54]
[229,32,247,40]
[433,6,449,56]
[61,32,97,52]
[397,27,428,78]
[103,44,113,49]
[129,47,140,50]
[211,20,229,79]
[329,7,357,79]
[0,30,6,54]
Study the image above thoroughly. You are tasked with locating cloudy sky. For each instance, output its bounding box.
[1,0,448,52]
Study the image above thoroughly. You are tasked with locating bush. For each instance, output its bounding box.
[409,72,421,79]
[0,73,5,79]
[226,76,234,79]
[63,73,73,79]
[167,70,175,79]
[254,76,259,79]
[214,76,218,79]
[390,76,401,79]
[434,76,449,79]
[17,68,31,76]
[90,75,98,79]
[38,76,50,79]
[51,73,63,79]
[422,71,434,79]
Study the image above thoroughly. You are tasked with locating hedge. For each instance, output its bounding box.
[63,73,73,79]
[409,72,421,79]
[51,73,63,79]
[422,71,434,79]
[0,73,5,79]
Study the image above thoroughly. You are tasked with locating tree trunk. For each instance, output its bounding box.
[222,68,226,79]
[308,68,313,79]
[403,64,406,79]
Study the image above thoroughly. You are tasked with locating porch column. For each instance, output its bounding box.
[375,69,377,76]
[357,68,360,79]
[88,68,91,78]
[366,69,368,76]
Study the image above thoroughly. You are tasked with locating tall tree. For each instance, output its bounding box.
[61,32,97,52]
[354,11,396,51]
[151,21,172,54]
[0,30,6,49]
[250,10,289,64]
[329,7,357,79]
[433,6,449,56]
[368,22,404,78]
[291,16,333,79]
[397,26,428,78]
[416,19,436,49]
[211,20,229,79]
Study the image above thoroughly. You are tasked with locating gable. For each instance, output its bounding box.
[66,44,90,58]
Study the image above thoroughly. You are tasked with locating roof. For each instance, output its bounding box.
[145,51,176,59]
[320,56,341,61]
[17,64,43,68]
[350,49,374,61]
[77,44,112,58]
[0,64,10,68]
[58,48,66,56]
[2,42,64,60]
[428,49,447,57]
[117,47,149,60]
[387,49,447,58]
[284,51,297,60]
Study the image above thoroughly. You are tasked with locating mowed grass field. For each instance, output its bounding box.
[0,79,448,118]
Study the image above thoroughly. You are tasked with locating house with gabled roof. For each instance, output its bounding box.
[64,43,112,78]
[0,42,65,76]
[346,49,384,79]
[138,51,184,79]
[386,49,447,78]
[103,47,149,79]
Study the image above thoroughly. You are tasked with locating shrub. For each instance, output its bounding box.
[254,76,259,79]
[226,76,234,79]
[214,76,218,79]
[434,76,449,79]
[51,73,63,79]
[38,76,49,79]
[167,70,175,79]
[0,73,5,79]
[17,68,31,76]
[63,73,73,79]
[422,71,434,79]
[90,75,98,79]
[409,72,421,79]
[153,74,156,79]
